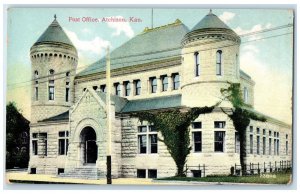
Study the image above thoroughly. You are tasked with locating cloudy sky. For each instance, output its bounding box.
[6,8,293,124]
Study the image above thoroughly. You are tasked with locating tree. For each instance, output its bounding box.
[220,83,266,175]
[6,102,30,169]
[136,106,215,177]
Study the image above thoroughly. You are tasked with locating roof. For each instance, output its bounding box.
[33,17,74,47]
[121,95,182,113]
[95,91,128,112]
[76,20,189,77]
[240,70,252,79]
[39,110,69,122]
[191,11,231,31]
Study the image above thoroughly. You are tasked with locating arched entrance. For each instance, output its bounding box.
[80,127,98,164]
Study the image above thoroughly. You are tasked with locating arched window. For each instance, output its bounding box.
[216,50,222,75]
[244,87,248,103]
[194,52,200,77]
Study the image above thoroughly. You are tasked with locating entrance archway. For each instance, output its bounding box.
[80,127,98,164]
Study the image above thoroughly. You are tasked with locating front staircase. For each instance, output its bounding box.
[58,165,104,180]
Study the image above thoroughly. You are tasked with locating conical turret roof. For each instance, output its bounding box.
[191,10,231,31]
[33,15,74,47]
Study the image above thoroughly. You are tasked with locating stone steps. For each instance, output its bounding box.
[58,166,105,180]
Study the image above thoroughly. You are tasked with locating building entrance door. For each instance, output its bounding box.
[80,126,98,164]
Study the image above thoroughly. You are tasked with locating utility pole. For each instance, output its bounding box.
[106,46,112,184]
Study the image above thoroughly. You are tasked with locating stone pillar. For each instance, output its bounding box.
[130,81,134,97]
[167,75,173,91]
[156,76,161,93]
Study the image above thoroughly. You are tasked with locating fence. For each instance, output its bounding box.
[233,160,292,176]
[185,164,206,177]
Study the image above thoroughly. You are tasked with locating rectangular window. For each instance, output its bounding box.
[214,121,225,128]
[138,125,158,154]
[195,52,200,77]
[35,87,38,101]
[193,132,202,152]
[277,139,280,155]
[192,122,202,129]
[214,131,225,152]
[269,138,272,155]
[114,83,121,96]
[32,133,38,155]
[250,126,253,133]
[150,77,157,93]
[137,169,146,178]
[263,137,266,155]
[49,86,55,100]
[250,134,253,154]
[286,141,288,155]
[216,50,222,75]
[65,88,69,102]
[257,136,260,155]
[161,75,168,92]
[235,132,240,153]
[58,131,69,155]
[274,139,277,155]
[149,134,158,153]
[58,168,64,175]
[124,81,131,96]
[172,73,180,90]
[148,169,157,178]
[100,84,106,93]
[39,133,47,156]
[134,80,141,95]
[138,135,147,154]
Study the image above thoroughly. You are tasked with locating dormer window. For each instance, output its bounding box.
[216,50,222,76]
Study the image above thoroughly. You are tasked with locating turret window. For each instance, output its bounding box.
[49,79,55,101]
[34,71,39,101]
[194,52,200,77]
[216,50,222,76]
[65,82,70,102]
[49,69,55,75]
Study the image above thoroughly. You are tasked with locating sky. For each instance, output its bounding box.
[6,8,294,124]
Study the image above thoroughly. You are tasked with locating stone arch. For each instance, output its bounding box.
[72,117,105,143]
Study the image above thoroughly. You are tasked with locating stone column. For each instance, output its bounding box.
[167,75,173,91]
[156,76,161,93]
[130,81,134,97]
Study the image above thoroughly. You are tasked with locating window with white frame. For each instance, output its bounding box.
[161,75,168,92]
[114,83,121,96]
[172,73,180,90]
[214,131,225,152]
[58,131,69,155]
[124,81,131,96]
[269,130,272,155]
[286,134,288,155]
[150,77,157,93]
[137,125,158,154]
[65,82,70,102]
[34,71,39,101]
[48,80,55,100]
[134,80,141,95]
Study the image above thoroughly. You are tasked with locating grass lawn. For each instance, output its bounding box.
[156,173,292,184]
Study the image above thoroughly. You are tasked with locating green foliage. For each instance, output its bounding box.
[220,82,266,175]
[6,102,30,169]
[136,106,215,177]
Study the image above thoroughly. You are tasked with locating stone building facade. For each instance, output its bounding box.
[28,11,292,179]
